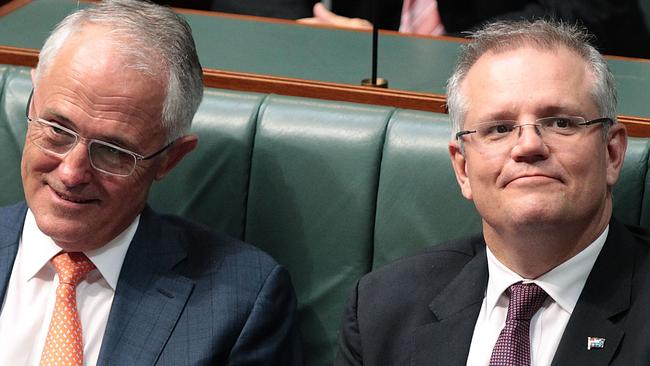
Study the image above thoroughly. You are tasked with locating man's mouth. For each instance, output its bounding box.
[500,168,565,188]
[506,174,561,186]
[49,186,97,204]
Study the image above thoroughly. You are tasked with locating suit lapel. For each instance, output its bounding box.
[97,207,195,366]
[411,240,488,366]
[0,202,27,304]
[551,220,633,366]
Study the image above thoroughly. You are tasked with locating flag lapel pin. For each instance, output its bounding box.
[587,337,606,350]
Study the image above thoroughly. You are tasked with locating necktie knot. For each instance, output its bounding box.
[505,282,548,321]
[51,252,95,286]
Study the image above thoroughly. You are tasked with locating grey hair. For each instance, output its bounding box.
[446,19,617,140]
[34,0,203,141]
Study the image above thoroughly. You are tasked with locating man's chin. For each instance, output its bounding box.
[34,216,99,250]
[507,205,569,228]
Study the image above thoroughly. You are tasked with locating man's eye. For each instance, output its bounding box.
[485,123,514,135]
[105,146,122,156]
[551,118,570,128]
[51,126,67,135]
[96,144,123,156]
[547,117,579,129]
[44,124,71,138]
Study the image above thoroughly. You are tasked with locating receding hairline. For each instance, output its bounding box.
[35,22,168,86]
[462,37,596,80]
[460,41,597,92]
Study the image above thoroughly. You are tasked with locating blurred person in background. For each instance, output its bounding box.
[156,0,318,19]
[300,0,650,58]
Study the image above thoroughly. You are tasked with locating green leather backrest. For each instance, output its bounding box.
[0,65,29,206]
[245,95,391,366]
[614,138,650,227]
[1,64,649,366]
[643,155,650,228]
[149,88,263,239]
[373,110,482,268]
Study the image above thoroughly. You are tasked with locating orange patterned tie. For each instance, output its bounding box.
[40,252,96,366]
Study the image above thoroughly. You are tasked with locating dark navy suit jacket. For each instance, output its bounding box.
[335,219,650,365]
[0,202,303,365]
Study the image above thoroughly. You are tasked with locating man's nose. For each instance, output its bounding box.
[57,142,93,186]
[510,124,550,162]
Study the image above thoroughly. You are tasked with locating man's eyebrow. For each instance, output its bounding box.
[42,110,74,126]
[474,112,516,122]
[536,105,583,116]
[474,105,585,123]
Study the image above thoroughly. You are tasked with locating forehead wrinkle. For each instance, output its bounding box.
[38,66,161,118]
[38,95,162,153]
[83,95,161,125]
[476,102,587,123]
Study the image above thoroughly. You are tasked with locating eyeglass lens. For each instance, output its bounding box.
[468,117,607,148]
[31,120,136,176]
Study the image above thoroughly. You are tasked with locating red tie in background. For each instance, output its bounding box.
[399,0,445,36]
[489,282,548,366]
[40,252,96,366]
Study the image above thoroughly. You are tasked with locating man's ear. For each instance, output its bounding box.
[605,123,627,188]
[155,134,198,180]
[449,140,473,200]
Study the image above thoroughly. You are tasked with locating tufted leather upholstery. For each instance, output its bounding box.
[1,64,648,366]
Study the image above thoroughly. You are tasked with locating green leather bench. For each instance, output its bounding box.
[1,64,649,366]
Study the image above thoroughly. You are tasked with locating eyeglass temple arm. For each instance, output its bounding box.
[582,117,613,126]
[140,140,175,160]
[25,89,34,119]
[455,130,476,139]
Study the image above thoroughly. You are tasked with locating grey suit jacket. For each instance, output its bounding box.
[0,202,303,365]
[335,219,650,365]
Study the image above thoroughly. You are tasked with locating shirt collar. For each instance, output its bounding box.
[20,208,140,290]
[485,226,608,314]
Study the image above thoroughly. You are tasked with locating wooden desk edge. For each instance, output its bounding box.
[1,45,648,137]
[0,0,30,17]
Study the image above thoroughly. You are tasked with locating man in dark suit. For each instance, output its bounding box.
[0,1,301,365]
[156,0,317,20]
[335,19,650,365]
[305,0,650,58]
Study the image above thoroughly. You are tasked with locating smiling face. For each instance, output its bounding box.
[449,46,627,238]
[22,25,178,251]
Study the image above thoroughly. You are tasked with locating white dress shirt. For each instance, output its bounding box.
[466,227,608,366]
[0,209,138,366]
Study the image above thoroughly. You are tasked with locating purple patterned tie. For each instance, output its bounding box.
[489,282,548,366]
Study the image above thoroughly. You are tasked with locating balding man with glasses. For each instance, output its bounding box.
[0,1,301,365]
[335,19,650,366]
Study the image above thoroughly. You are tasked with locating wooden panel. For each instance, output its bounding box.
[0,0,29,17]
[0,45,37,67]
[202,69,448,113]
